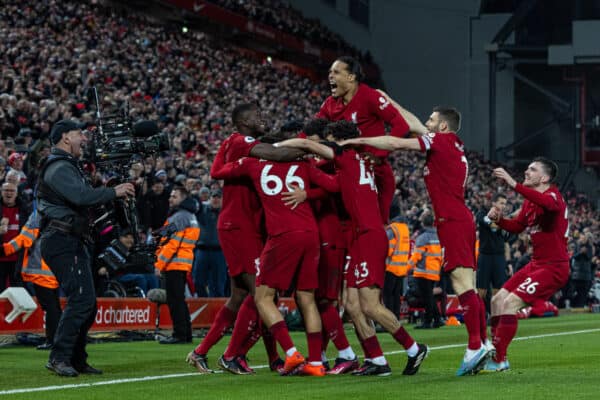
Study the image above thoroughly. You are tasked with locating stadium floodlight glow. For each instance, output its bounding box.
[182,26,188,33]
[266,56,272,64]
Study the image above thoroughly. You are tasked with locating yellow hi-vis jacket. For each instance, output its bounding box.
[155,201,200,273]
[409,227,443,282]
[385,222,410,277]
[3,212,58,289]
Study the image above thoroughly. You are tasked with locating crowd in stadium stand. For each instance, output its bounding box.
[205,0,375,64]
[0,0,597,304]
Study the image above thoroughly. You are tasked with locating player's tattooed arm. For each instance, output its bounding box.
[249,142,305,162]
[338,136,421,151]
[376,90,428,136]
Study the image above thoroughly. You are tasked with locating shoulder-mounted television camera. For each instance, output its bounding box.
[85,87,169,172]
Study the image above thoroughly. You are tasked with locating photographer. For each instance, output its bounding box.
[97,228,158,296]
[37,119,135,377]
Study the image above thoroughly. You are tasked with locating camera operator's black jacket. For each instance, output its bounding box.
[37,148,116,224]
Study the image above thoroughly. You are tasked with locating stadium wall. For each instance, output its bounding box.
[287,0,515,159]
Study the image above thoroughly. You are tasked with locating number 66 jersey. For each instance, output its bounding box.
[211,157,339,236]
[211,157,339,291]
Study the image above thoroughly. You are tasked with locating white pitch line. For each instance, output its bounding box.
[1,327,599,396]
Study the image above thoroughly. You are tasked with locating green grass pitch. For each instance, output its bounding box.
[1,313,598,400]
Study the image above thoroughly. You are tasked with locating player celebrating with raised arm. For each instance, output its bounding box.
[483,158,569,372]
[317,56,424,223]
[276,121,429,377]
[340,107,491,376]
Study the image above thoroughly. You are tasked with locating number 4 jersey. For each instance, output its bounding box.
[331,145,383,232]
[211,158,339,236]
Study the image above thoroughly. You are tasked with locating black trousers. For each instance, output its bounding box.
[34,284,62,343]
[416,277,441,323]
[41,231,96,366]
[0,260,23,292]
[383,271,404,318]
[571,279,592,308]
[165,270,192,340]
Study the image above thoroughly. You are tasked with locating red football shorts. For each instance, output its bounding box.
[218,229,263,278]
[437,218,477,273]
[316,245,345,300]
[345,228,388,289]
[503,260,569,306]
[257,230,320,291]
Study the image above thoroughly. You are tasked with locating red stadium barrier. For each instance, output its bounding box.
[0,297,298,334]
[0,294,482,334]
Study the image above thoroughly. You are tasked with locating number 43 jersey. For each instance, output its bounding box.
[212,157,339,236]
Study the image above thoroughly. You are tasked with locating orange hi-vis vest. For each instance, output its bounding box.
[475,239,480,262]
[385,222,410,277]
[3,212,58,289]
[155,207,200,273]
[409,227,443,282]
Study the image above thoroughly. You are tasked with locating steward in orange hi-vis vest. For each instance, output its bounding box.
[3,212,57,289]
[410,227,443,282]
[1,211,62,348]
[155,188,200,344]
[386,221,410,277]
[155,197,201,274]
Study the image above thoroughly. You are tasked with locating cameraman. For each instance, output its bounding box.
[37,120,134,377]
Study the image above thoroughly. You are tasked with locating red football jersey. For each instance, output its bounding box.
[316,83,409,158]
[417,132,472,223]
[210,132,261,231]
[212,158,339,236]
[333,146,383,232]
[307,159,348,248]
[498,184,569,263]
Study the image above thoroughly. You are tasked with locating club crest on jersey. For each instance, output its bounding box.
[244,136,256,143]
[427,132,436,138]
[351,112,358,123]
[378,96,390,110]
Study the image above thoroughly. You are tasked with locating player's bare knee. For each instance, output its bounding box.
[359,301,377,320]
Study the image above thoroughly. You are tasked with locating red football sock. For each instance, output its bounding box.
[493,314,518,362]
[392,326,415,350]
[319,303,351,351]
[270,320,295,354]
[321,328,330,353]
[362,335,384,359]
[306,332,322,363]
[261,325,280,363]
[223,296,258,359]
[479,296,488,342]
[490,315,500,339]
[196,305,236,355]
[458,290,482,350]
[358,335,371,359]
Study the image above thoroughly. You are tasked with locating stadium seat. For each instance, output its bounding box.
[0,287,38,323]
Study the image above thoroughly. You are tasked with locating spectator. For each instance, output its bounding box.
[194,189,227,297]
[569,233,595,307]
[0,181,29,291]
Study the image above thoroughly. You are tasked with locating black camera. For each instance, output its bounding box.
[84,87,169,169]
[97,238,130,272]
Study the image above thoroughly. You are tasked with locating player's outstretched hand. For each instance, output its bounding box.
[492,168,517,188]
